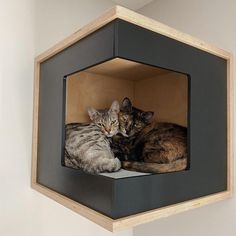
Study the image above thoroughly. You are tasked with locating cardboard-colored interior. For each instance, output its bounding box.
[66,58,188,127]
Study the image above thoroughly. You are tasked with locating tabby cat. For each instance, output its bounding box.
[64,101,121,174]
[113,97,187,173]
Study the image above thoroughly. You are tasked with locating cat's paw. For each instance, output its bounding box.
[113,158,121,171]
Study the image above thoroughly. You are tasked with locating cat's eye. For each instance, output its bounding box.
[134,123,140,127]
[97,122,103,127]
[111,120,117,125]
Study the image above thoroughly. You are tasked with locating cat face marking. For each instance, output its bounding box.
[119,97,154,137]
[87,101,120,137]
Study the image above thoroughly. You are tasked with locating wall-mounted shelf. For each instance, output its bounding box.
[31,5,233,232]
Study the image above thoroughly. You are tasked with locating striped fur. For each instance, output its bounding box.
[64,101,121,174]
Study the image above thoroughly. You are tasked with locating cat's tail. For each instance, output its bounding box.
[121,158,187,174]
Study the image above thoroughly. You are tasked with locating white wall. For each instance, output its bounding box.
[0,0,133,235]
[35,0,114,54]
[135,0,236,235]
[0,0,35,235]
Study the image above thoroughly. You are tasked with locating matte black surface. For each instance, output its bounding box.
[111,19,227,218]
[37,19,227,219]
[38,22,116,216]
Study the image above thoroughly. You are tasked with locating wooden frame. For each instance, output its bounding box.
[31,5,233,232]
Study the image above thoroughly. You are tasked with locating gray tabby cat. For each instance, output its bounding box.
[64,101,121,174]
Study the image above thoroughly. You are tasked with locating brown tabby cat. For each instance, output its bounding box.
[113,98,188,173]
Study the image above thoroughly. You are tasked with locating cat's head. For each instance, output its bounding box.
[119,97,154,137]
[87,101,120,137]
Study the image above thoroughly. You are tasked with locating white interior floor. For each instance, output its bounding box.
[100,169,151,179]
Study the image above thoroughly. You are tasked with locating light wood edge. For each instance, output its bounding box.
[30,59,114,232]
[31,182,231,232]
[227,54,234,195]
[35,7,117,63]
[31,59,40,185]
[31,5,234,232]
[31,182,114,231]
[35,5,231,63]
[31,57,234,232]
[113,190,231,231]
[115,6,231,59]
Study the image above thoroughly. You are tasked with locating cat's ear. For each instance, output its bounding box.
[121,97,132,112]
[109,100,120,114]
[142,111,154,122]
[87,107,99,121]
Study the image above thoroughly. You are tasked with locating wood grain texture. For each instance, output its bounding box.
[31,60,40,185]
[31,182,231,232]
[227,54,234,195]
[32,5,233,232]
[115,6,231,59]
[66,71,135,123]
[65,59,187,126]
[85,58,170,80]
[31,183,114,231]
[35,7,118,63]
[134,72,188,126]
[112,191,231,231]
[35,5,231,64]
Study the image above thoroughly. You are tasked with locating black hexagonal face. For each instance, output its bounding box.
[37,19,227,219]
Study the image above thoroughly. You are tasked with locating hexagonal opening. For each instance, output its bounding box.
[63,57,189,178]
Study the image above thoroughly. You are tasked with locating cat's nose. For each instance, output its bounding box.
[105,127,111,133]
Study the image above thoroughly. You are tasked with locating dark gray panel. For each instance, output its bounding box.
[37,22,115,216]
[37,19,227,219]
[111,19,227,218]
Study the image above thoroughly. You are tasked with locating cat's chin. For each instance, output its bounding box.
[119,131,128,137]
[106,131,118,137]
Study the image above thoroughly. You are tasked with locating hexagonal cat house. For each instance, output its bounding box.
[32,6,232,232]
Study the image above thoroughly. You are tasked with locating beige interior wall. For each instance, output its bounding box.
[66,71,188,126]
[66,72,135,123]
[134,72,188,126]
